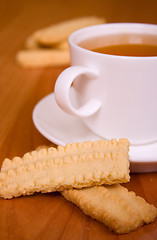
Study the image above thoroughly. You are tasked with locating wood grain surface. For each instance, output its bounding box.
[0,0,157,239]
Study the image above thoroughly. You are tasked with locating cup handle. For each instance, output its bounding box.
[54,66,102,117]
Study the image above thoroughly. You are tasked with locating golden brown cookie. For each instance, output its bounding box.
[34,16,106,45]
[62,184,157,234]
[16,49,70,67]
[0,139,130,199]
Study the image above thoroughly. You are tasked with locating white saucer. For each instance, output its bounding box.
[32,91,157,173]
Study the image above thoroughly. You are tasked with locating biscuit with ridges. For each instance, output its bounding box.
[25,35,69,50]
[56,40,69,50]
[0,139,130,199]
[1,139,129,171]
[16,49,70,68]
[62,184,157,234]
[25,35,39,49]
[34,16,106,45]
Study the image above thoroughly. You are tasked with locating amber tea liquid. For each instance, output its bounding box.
[92,44,157,57]
[79,34,157,57]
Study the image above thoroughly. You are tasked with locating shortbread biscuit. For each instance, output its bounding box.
[34,16,106,45]
[62,184,157,234]
[0,139,130,199]
[56,40,69,50]
[25,35,69,50]
[16,49,70,67]
[25,35,40,49]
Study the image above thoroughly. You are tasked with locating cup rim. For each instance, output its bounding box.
[68,22,157,59]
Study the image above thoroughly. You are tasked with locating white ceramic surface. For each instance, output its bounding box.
[33,90,157,173]
[55,23,157,145]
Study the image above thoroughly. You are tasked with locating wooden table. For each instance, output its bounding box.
[0,0,157,239]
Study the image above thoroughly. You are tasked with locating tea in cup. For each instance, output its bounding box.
[55,23,157,145]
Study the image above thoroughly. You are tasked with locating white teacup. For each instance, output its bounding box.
[54,23,157,145]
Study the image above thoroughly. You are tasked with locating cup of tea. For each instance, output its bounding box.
[54,23,157,145]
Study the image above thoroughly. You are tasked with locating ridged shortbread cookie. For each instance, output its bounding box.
[25,36,69,50]
[17,16,106,68]
[62,184,157,234]
[33,16,106,45]
[16,49,70,67]
[0,139,130,199]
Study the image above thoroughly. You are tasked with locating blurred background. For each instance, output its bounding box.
[0,0,157,42]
